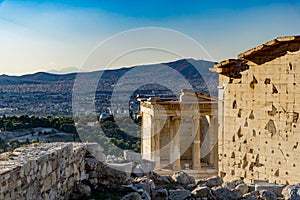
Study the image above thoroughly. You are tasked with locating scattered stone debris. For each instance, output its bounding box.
[172,171,195,185]
[282,184,300,200]
[1,143,300,200]
[197,175,223,187]
[236,183,249,195]
[82,149,295,200]
[70,183,92,199]
[191,186,211,198]
[120,192,142,200]
[169,189,191,200]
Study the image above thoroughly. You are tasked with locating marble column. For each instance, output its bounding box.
[208,115,218,168]
[211,115,218,168]
[150,116,155,163]
[154,118,161,168]
[141,113,144,156]
[193,117,201,170]
[172,117,181,170]
[169,117,174,168]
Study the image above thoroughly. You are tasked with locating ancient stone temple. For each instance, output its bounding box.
[139,89,218,176]
[210,36,300,184]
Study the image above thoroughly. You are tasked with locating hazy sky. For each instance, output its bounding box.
[1,0,300,75]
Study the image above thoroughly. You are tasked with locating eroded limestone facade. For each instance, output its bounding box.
[211,36,300,184]
[0,142,105,200]
[140,90,218,175]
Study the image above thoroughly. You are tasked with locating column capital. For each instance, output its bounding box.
[172,116,181,120]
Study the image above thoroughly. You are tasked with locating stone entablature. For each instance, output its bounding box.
[141,101,215,116]
[211,36,300,184]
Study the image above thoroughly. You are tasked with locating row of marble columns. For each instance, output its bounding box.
[149,115,218,170]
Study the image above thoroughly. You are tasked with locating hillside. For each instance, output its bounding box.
[0,58,218,116]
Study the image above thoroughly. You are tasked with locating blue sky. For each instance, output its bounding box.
[0,0,300,75]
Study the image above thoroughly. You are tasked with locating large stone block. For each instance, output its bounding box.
[44,176,52,191]
[172,171,195,185]
[282,185,300,200]
[255,183,285,197]
[85,143,106,163]
[212,187,242,200]
[151,189,168,200]
[191,186,210,198]
[107,162,134,177]
[124,150,142,164]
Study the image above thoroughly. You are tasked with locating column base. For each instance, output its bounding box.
[172,160,181,171]
[193,165,201,170]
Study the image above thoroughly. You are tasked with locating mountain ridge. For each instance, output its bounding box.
[0,58,216,85]
[0,58,218,116]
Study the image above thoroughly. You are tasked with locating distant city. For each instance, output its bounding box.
[0,59,218,117]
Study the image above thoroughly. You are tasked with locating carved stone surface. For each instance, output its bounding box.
[213,36,300,184]
[0,142,102,199]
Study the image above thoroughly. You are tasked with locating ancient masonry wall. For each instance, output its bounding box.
[0,142,100,200]
[219,50,300,184]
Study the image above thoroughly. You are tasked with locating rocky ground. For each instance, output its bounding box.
[70,150,300,200]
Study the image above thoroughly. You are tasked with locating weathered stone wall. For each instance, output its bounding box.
[218,47,300,184]
[0,142,101,200]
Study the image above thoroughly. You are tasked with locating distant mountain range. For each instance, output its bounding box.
[0,58,217,88]
[47,67,79,74]
[0,72,76,84]
[0,58,218,116]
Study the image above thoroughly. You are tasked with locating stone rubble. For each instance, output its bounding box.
[117,151,300,200]
[124,150,143,164]
[282,185,300,200]
[1,143,300,200]
[169,189,191,200]
[236,183,249,195]
[172,171,196,185]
